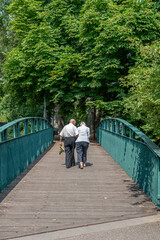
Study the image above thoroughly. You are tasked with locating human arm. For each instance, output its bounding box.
[60,135,63,146]
[75,126,79,139]
[88,128,90,138]
[59,127,64,145]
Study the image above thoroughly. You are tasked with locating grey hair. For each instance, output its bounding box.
[80,121,86,126]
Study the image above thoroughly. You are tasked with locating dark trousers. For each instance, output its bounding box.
[64,137,76,168]
[76,142,89,163]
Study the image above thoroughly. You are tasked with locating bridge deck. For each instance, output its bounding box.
[0,141,158,239]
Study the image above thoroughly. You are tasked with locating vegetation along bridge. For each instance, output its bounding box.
[0,117,160,239]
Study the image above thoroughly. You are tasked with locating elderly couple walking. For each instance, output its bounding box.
[60,119,90,169]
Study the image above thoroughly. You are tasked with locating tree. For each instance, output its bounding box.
[0,93,44,122]
[121,41,160,144]
[2,0,160,136]
[3,0,86,122]
[79,0,160,107]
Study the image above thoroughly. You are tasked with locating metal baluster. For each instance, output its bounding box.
[122,124,126,136]
[111,120,115,132]
[0,132,3,142]
[41,120,43,129]
[129,129,134,139]
[36,119,40,131]
[14,124,17,138]
[31,119,35,133]
[4,129,7,141]
[17,123,20,137]
[24,120,28,135]
[116,121,120,134]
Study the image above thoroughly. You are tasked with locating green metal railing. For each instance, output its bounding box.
[97,118,160,207]
[0,117,53,192]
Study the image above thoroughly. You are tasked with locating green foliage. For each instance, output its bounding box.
[0,0,14,77]
[0,94,43,122]
[86,98,125,118]
[79,0,160,106]
[1,0,160,145]
[121,41,160,144]
[3,0,85,122]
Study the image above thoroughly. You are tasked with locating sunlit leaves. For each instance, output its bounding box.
[1,0,160,140]
[121,42,160,142]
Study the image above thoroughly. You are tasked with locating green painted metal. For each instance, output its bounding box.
[97,118,160,207]
[0,117,53,192]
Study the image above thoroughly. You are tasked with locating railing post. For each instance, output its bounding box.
[41,120,44,130]
[14,125,16,138]
[14,124,19,138]
[129,129,135,139]
[17,123,20,137]
[122,124,126,136]
[99,124,102,144]
[104,120,107,130]
[105,120,108,130]
[31,119,35,133]
[39,119,41,130]
[116,121,120,134]
[96,126,99,142]
[102,121,104,130]
[4,129,7,141]
[44,120,48,129]
[109,120,112,131]
[133,131,135,139]
[0,130,7,142]
[107,120,110,131]
[111,120,115,132]
[24,120,28,135]
[36,119,40,131]
[0,132,3,142]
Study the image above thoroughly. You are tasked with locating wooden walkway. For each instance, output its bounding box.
[0,141,158,239]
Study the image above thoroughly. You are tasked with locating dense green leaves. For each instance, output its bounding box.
[0,0,160,144]
[0,0,14,77]
[121,42,160,143]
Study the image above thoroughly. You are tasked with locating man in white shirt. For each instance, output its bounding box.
[60,119,78,168]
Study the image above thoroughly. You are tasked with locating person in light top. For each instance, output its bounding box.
[76,122,90,169]
[60,119,78,168]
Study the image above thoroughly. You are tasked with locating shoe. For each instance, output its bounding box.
[83,163,86,167]
[80,162,83,169]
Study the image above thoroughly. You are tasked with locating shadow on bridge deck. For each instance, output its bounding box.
[0,141,159,239]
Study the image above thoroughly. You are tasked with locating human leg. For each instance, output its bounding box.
[76,142,83,168]
[82,142,89,166]
[70,137,76,166]
[76,142,83,163]
[64,138,72,168]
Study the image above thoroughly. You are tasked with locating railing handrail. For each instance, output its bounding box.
[99,117,160,158]
[0,117,53,143]
[0,117,52,132]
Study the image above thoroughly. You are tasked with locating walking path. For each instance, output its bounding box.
[0,141,158,239]
[8,215,160,240]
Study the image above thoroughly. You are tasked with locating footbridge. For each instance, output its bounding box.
[0,117,160,239]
